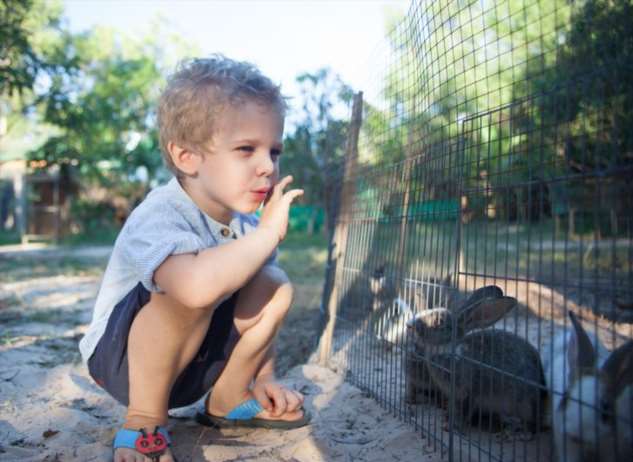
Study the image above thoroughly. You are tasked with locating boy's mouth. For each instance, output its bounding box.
[251,187,271,201]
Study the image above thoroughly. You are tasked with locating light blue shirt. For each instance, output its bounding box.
[79,177,275,363]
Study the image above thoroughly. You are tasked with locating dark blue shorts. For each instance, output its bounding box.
[87,283,240,409]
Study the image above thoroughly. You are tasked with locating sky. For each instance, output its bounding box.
[62,0,410,106]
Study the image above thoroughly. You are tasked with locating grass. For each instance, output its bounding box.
[278,231,329,285]
[60,226,120,246]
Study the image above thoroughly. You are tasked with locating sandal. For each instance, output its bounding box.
[113,426,176,461]
[196,398,311,429]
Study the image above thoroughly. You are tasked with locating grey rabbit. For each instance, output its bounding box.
[404,285,505,404]
[411,289,546,433]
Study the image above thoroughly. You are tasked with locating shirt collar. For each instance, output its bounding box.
[167,177,239,241]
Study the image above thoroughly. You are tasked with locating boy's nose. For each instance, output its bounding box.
[256,153,275,176]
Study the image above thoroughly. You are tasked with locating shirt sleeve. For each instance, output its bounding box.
[118,205,206,292]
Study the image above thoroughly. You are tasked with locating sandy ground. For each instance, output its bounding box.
[0,245,439,462]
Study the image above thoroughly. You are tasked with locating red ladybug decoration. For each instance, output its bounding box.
[134,428,168,459]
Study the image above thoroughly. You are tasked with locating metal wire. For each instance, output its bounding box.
[321,1,633,460]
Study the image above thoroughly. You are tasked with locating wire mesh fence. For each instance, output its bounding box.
[318,1,633,460]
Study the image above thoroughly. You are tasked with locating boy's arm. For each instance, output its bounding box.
[155,176,302,309]
[154,227,278,309]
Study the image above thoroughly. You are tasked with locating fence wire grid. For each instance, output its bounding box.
[319,1,633,461]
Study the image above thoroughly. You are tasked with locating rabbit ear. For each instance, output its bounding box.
[601,340,633,400]
[457,296,517,331]
[462,285,504,310]
[567,311,596,379]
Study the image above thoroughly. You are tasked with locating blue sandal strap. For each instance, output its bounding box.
[113,426,171,450]
[225,398,264,420]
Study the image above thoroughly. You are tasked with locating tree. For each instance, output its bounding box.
[281,68,353,234]
[15,19,194,231]
[0,0,67,97]
[511,0,633,233]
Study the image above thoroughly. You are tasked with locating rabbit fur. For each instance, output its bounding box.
[418,292,547,432]
[404,285,506,404]
[546,311,633,462]
[369,265,451,346]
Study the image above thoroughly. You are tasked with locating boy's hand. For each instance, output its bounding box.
[259,175,303,243]
[252,375,304,417]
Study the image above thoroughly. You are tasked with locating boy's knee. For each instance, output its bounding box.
[261,265,293,313]
[249,265,294,322]
[234,265,294,333]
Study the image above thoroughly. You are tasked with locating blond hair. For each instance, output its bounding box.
[157,55,287,177]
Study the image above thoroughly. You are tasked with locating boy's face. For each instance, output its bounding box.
[187,100,284,224]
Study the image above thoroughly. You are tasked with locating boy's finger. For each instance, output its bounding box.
[253,387,273,411]
[283,189,304,205]
[272,175,294,198]
[268,385,287,417]
[285,390,301,412]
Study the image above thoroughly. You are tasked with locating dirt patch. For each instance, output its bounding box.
[0,244,437,461]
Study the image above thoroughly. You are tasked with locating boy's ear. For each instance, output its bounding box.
[167,142,201,176]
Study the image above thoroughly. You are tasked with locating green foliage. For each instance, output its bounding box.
[34,28,166,183]
[362,0,632,228]
[281,68,353,233]
[0,0,72,98]
[288,205,324,233]
[69,197,116,232]
[505,0,633,227]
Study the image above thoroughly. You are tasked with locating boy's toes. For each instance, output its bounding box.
[113,447,140,462]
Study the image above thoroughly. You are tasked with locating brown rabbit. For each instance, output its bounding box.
[415,293,547,433]
[404,285,504,404]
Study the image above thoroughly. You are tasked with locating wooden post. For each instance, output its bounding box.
[318,92,363,366]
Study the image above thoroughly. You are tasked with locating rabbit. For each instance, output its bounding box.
[369,264,411,345]
[369,265,451,346]
[404,285,509,405]
[415,293,547,433]
[547,310,633,462]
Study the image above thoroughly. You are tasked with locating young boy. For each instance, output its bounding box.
[78,55,309,462]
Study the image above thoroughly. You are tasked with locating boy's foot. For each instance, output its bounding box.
[113,426,177,462]
[114,447,176,462]
[200,387,310,429]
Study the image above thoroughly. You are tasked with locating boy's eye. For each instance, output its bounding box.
[271,148,282,158]
[237,146,255,153]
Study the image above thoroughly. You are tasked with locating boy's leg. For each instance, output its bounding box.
[124,292,217,430]
[114,291,219,461]
[206,265,304,421]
